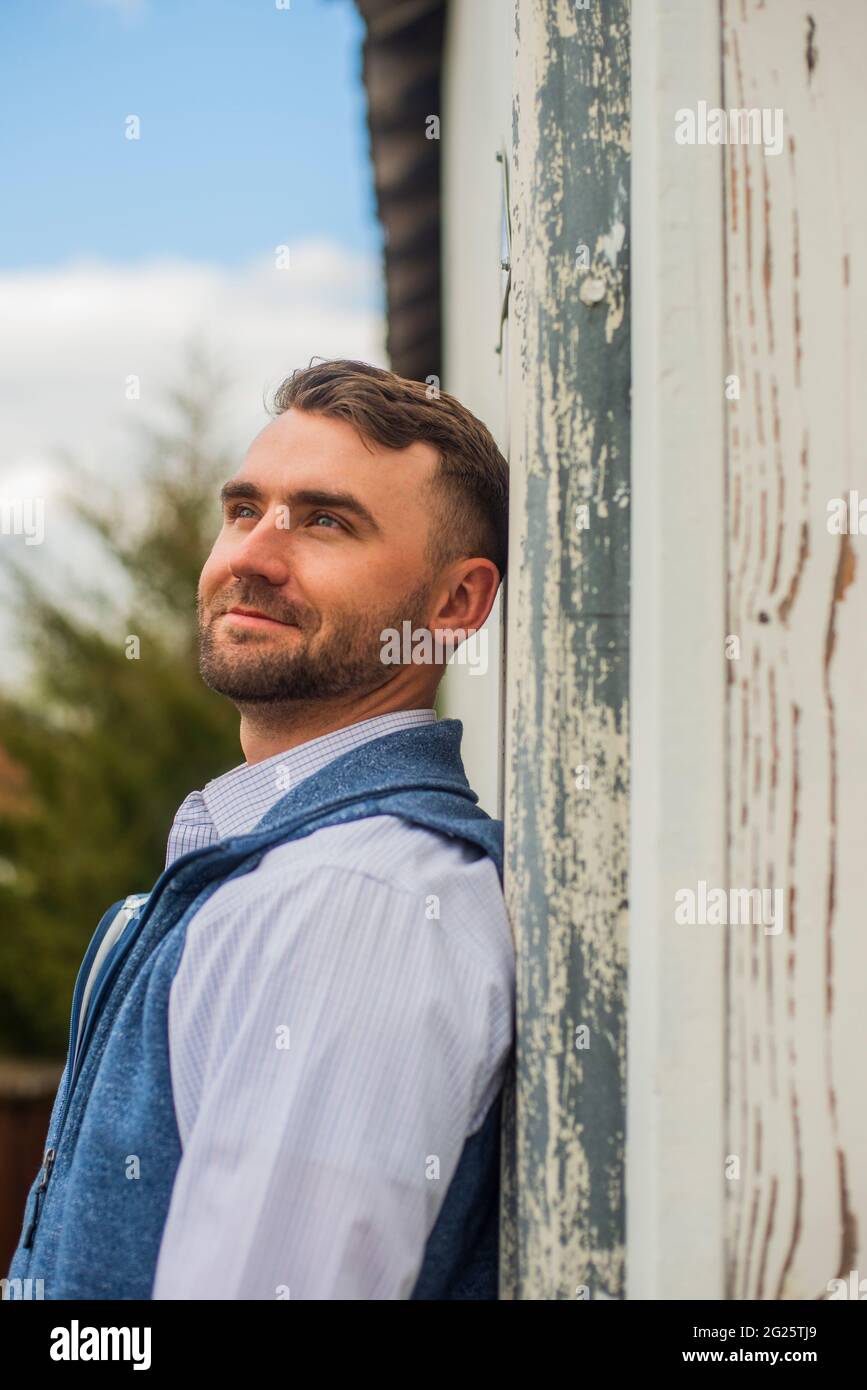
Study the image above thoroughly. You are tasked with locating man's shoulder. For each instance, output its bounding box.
[259,812,496,883]
[255,814,512,971]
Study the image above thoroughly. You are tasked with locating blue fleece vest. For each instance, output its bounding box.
[4,719,507,1300]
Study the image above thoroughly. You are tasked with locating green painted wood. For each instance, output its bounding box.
[501,0,630,1301]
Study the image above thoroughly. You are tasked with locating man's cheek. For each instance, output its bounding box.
[199,547,229,601]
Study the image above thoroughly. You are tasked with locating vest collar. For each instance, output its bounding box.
[254,717,478,835]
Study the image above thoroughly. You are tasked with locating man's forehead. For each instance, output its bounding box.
[239,409,439,485]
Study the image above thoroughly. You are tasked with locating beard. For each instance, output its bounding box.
[197,576,434,705]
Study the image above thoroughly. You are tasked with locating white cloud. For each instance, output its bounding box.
[0,243,387,678]
[0,241,386,474]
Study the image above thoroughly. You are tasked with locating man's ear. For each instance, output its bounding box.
[430,559,500,635]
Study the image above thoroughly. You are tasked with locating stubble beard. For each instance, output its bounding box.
[197,578,434,705]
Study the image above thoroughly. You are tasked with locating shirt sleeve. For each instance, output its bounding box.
[151,861,510,1300]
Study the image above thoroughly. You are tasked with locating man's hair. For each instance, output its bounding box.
[270,359,509,583]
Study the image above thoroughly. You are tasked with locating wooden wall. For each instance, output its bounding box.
[631,0,867,1299]
[722,0,867,1300]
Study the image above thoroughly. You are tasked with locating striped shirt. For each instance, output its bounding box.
[151,709,515,1300]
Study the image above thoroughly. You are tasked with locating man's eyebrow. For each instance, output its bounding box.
[219,480,382,534]
[220,481,266,507]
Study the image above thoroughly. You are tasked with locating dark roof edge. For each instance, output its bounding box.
[353,0,446,383]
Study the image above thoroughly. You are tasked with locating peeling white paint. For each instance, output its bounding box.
[505,0,630,1301]
[580,276,607,304]
[598,219,626,266]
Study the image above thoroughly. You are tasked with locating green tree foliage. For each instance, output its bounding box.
[0,351,244,1057]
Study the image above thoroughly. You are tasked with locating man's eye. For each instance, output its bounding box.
[308,512,344,531]
[226,503,257,522]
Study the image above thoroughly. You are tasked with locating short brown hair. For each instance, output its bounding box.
[269,359,509,582]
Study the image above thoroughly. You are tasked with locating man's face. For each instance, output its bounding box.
[197,408,441,704]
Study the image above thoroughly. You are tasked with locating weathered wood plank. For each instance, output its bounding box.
[722,0,867,1299]
[502,0,630,1301]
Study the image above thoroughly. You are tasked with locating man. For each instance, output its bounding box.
[6,358,514,1300]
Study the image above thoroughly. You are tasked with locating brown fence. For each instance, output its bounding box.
[0,1059,64,1271]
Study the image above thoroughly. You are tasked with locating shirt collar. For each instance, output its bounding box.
[198,709,437,841]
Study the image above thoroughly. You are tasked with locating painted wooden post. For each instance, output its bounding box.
[502,0,630,1300]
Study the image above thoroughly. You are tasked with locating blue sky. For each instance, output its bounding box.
[0,0,380,270]
[0,0,387,680]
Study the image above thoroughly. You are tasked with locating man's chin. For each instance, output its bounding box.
[200,657,286,699]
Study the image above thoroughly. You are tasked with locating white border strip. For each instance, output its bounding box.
[628,0,727,1299]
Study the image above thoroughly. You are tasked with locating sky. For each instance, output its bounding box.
[0,0,387,677]
[0,0,381,268]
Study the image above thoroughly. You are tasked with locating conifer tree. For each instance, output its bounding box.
[0,348,243,1057]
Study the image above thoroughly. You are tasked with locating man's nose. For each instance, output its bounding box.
[228,512,292,585]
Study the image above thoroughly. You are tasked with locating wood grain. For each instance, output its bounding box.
[723,0,867,1299]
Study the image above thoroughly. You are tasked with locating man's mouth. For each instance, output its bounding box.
[221,606,296,631]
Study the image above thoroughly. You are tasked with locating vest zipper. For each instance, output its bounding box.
[16,895,150,1256]
[22,1146,56,1249]
[18,892,152,1252]
[15,844,223,1254]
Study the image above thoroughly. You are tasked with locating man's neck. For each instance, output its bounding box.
[236,696,436,764]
